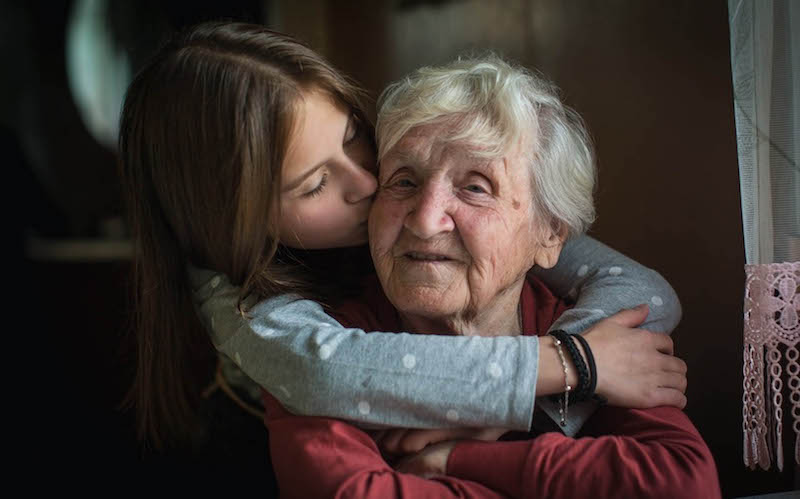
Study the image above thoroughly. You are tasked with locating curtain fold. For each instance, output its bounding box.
[729,0,800,471]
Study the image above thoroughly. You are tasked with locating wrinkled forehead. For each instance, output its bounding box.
[383,121,504,167]
[381,120,532,179]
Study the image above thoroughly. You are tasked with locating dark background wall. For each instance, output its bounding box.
[10,0,797,496]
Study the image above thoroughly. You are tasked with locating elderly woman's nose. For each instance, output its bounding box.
[403,183,455,239]
[344,163,378,204]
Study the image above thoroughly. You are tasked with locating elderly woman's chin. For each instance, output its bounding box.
[381,273,469,324]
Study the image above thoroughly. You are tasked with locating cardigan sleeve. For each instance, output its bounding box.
[190,236,682,435]
[446,405,721,499]
[191,267,538,431]
[533,234,682,335]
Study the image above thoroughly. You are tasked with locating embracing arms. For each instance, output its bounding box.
[190,234,682,430]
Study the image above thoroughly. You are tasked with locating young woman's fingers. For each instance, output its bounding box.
[605,304,649,328]
[661,355,688,374]
[649,387,688,409]
[658,371,688,393]
[649,332,674,355]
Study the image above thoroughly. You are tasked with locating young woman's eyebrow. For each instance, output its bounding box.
[283,162,326,192]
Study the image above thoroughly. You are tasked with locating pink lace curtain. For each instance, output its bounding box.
[744,263,800,470]
[729,0,800,471]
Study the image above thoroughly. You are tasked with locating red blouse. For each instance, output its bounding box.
[261,275,721,498]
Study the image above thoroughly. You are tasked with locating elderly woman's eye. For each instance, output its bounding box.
[388,177,416,189]
[465,184,488,194]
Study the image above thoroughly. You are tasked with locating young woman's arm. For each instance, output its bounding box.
[531,234,683,435]
[192,267,539,430]
[532,234,682,334]
[189,236,682,432]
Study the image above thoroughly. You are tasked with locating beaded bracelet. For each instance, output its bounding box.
[550,336,571,427]
[550,330,590,403]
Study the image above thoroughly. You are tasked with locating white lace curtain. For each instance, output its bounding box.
[729,0,800,472]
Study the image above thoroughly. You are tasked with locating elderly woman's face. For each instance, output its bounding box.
[369,122,549,324]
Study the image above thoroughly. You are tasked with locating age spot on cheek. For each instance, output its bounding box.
[512,199,520,210]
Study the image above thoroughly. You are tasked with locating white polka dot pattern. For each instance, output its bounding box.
[488,362,503,378]
[609,266,623,276]
[577,264,589,277]
[319,344,334,360]
[210,276,221,289]
[402,354,417,369]
[446,410,459,422]
[651,295,664,306]
[358,401,371,415]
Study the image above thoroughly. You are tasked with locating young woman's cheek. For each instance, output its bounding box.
[303,200,352,243]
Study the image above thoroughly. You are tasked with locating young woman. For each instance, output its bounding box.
[119,21,686,452]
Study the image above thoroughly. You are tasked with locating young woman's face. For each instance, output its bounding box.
[279,89,377,249]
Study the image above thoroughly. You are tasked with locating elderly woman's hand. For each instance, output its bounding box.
[392,440,459,478]
[373,427,508,458]
[582,304,688,409]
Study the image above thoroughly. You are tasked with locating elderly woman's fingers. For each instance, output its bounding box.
[393,441,457,477]
[370,429,388,442]
[396,430,448,454]
[378,427,508,456]
[379,429,415,455]
[379,429,452,455]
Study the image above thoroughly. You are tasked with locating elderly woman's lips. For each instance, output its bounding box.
[404,251,452,261]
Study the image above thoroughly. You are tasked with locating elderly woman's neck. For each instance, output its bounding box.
[399,283,525,337]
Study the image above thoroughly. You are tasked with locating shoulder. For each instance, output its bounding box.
[523,274,572,335]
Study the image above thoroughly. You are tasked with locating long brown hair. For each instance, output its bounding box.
[118,22,372,450]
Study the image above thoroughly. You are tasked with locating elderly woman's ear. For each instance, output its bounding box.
[531,222,568,270]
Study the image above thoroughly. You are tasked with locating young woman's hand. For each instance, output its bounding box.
[582,304,688,409]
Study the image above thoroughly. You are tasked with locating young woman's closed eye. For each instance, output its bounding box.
[278,90,377,249]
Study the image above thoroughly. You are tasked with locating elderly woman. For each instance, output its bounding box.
[262,55,720,498]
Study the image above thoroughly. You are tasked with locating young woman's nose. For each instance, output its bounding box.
[344,162,378,204]
[403,182,455,239]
